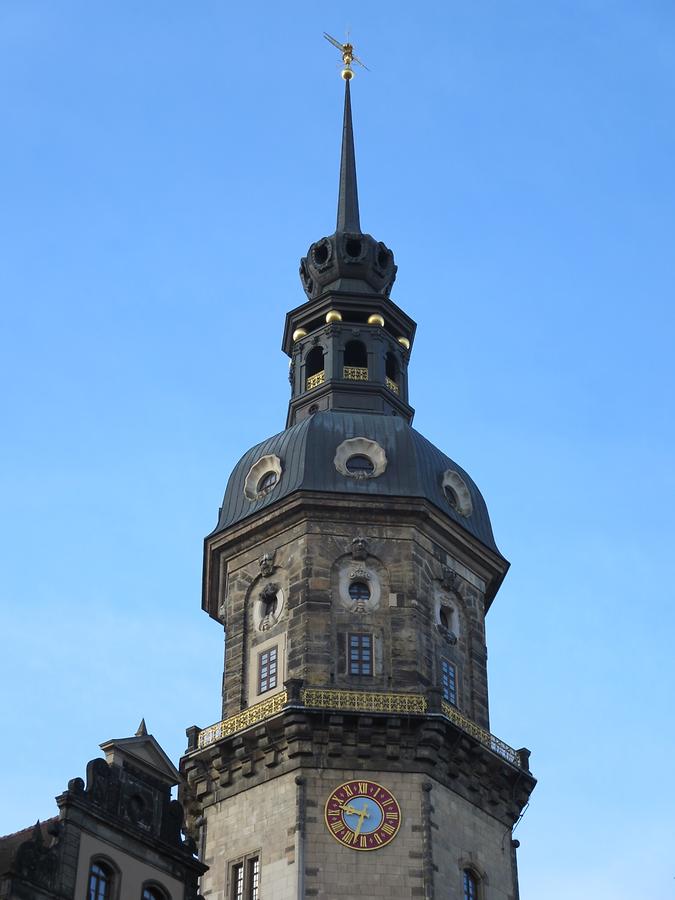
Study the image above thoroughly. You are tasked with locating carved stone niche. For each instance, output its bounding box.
[252,582,285,632]
[336,558,381,613]
[433,585,459,644]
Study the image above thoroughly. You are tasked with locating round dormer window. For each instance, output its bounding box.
[258,471,278,493]
[334,438,387,480]
[244,454,283,501]
[346,455,374,476]
[441,469,473,517]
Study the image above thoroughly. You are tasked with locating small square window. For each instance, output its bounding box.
[258,647,278,694]
[348,633,373,676]
[441,658,457,706]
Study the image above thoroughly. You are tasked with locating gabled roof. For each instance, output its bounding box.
[99,720,180,787]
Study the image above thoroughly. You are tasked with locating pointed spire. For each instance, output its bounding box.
[336,78,361,234]
[135,718,148,737]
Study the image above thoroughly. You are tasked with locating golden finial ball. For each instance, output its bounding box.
[292,328,308,342]
[341,68,354,81]
[397,336,411,350]
[325,310,343,324]
[368,314,385,327]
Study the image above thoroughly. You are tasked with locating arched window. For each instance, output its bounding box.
[463,868,479,900]
[344,340,367,368]
[88,860,113,900]
[305,347,325,390]
[142,885,169,900]
[385,352,399,393]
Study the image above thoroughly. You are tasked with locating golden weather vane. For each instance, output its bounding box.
[323,32,370,80]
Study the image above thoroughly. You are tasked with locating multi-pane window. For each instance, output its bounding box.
[248,856,260,900]
[463,869,478,900]
[232,862,245,900]
[349,633,373,676]
[231,856,260,900]
[257,646,278,694]
[441,658,457,706]
[88,861,112,900]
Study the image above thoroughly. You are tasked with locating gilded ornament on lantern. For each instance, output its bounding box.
[325,310,343,324]
[367,313,385,327]
[292,328,307,342]
[397,336,410,350]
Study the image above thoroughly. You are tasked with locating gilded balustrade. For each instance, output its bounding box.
[385,376,400,394]
[306,370,325,390]
[343,366,368,381]
[302,687,427,715]
[441,701,520,766]
[196,688,522,767]
[197,691,287,749]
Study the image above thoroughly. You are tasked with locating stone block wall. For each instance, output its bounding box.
[197,766,517,900]
[215,501,492,730]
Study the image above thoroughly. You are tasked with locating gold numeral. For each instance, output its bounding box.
[360,835,368,848]
[343,784,353,797]
[382,823,396,836]
[358,782,368,794]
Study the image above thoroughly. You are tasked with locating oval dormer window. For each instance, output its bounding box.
[244,454,283,501]
[258,471,278,493]
[334,438,387,480]
[346,455,374,475]
[440,469,473,517]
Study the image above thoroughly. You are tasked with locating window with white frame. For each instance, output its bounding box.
[257,646,278,694]
[231,854,260,900]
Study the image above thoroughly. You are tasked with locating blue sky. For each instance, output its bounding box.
[1,2,674,897]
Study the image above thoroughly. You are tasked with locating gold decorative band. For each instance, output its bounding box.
[196,688,522,767]
[306,370,326,390]
[343,366,368,381]
[302,687,426,715]
[197,691,288,749]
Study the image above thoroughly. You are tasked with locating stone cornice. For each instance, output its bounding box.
[180,701,535,838]
[202,493,509,619]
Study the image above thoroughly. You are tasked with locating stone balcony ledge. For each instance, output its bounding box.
[188,683,530,772]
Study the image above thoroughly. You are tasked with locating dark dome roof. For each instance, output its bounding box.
[212,411,502,556]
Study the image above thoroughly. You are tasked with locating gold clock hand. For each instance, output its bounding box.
[353,802,369,838]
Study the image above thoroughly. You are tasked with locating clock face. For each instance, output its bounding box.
[324,779,402,851]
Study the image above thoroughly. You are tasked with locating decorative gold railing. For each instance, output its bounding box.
[306,370,325,391]
[343,366,368,381]
[385,377,400,395]
[303,688,427,715]
[196,688,522,767]
[197,692,287,748]
[441,701,520,766]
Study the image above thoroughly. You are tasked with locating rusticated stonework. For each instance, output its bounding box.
[182,488,534,899]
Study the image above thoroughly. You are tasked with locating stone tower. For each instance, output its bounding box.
[181,71,535,900]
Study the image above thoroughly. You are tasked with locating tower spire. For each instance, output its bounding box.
[336,77,361,234]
